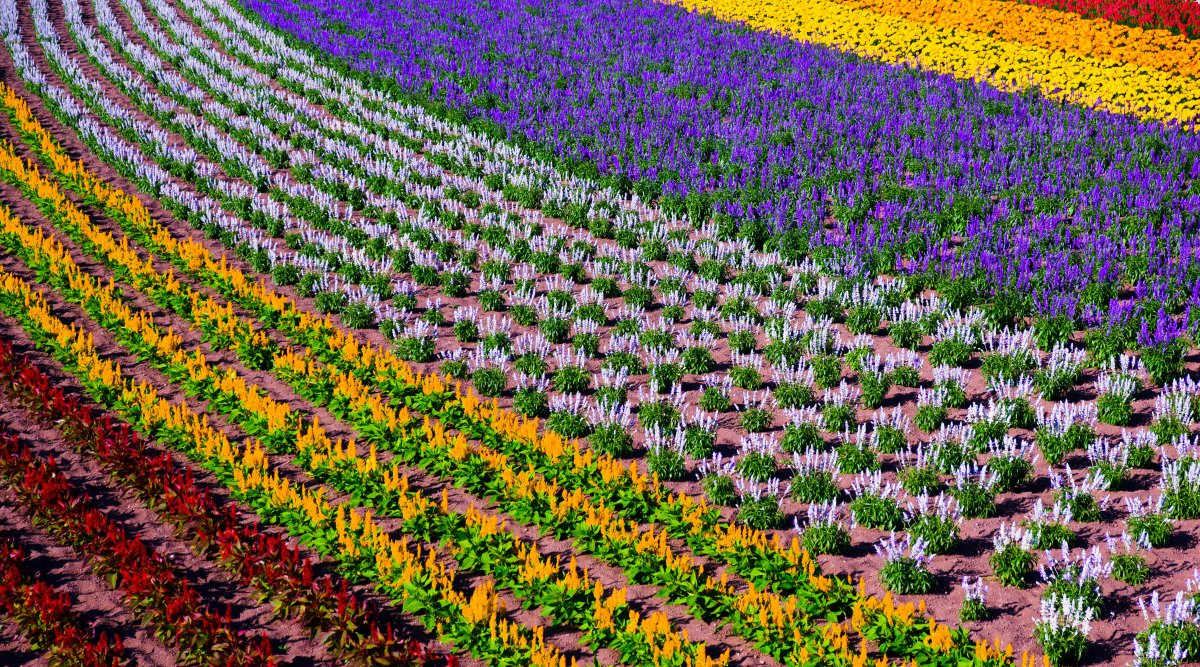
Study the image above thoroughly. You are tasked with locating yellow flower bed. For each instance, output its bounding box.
[670,0,1200,124]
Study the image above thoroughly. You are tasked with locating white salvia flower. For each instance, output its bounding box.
[983,328,1036,363]
[872,406,911,433]
[792,448,839,476]
[645,425,687,456]
[932,365,971,390]
[993,521,1033,552]
[1104,353,1143,376]
[1086,437,1128,469]
[686,409,718,434]
[1138,589,1199,639]
[1159,458,1200,503]
[952,462,999,493]
[1124,494,1167,519]
[917,386,945,408]
[407,319,436,341]
[739,432,780,458]
[851,470,902,501]
[929,423,969,450]
[885,349,922,373]
[899,441,933,472]
[736,477,788,502]
[1154,391,1193,424]
[549,392,589,416]
[1036,594,1095,638]
[967,399,1014,426]
[987,434,1038,464]
[1028,497,1073,529]
[814,275,839,302]
[451,304,477,326]
[1105,529,1151,556]
[1123,429,1159,453]
[772,361,814,387]
[840,424,873,450]
[573,318,600,337]
[988,375,1036,403]
[823,381,858,407]
[802,318,842,356]
[1048,464,1110,512]
[1133,613,1189,667]
[730,349,763,370]
[698,453,736,479]
[1038,544,1113,589]
[846,333,875,354]
[1036,402,1098,432]
[875,532,931,568]
[1173,434,1200,461]
[888,299,927,326]
[589,401,633,429]
[841,282,885,310]
[1184,569,1200,602]
[797,499,847,531]
[702,372,734,393]
[905,492,961,525]
[1096,372,1139,401]
[935,320,979,348]
[785,405,822,427]
[856,353,888,383]
[1040,344,1085,373]
[962,576,988,605]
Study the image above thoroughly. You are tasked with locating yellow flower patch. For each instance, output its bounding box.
[670,0,1200,123]
[844,0,1200,79]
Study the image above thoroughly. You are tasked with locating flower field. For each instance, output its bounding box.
[0,0,1195,664]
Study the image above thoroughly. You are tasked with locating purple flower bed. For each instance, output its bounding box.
[242,0,1200,341]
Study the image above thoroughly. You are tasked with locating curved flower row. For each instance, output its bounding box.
[0,429,275,667]
[0,83,823,667]
[0,122,717,666]
[842,0,1200,78]
[240,0,1200,342]
[672,0,1200,124]
[7,0,1190,662]
[0,538,127,667]
[0,51,1026,666]
[0,96,834,663]
[0,263,572,667]
[0,93,577,664]
[0,342,449,666]
[15,99,1017,667]
[0,56,1036,662]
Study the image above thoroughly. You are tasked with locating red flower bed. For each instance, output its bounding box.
[0,540,127,666]
[0,428,274,667]
[0,341,451,667]
[1014,0,1200,38]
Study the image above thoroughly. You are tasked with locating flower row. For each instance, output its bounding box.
[0,537,127,667]
[0,45,1025,666]
[0,261,575,667]
[0,429,275,666]
[0,340,451,667]
[0,89,817,666]
[243,0,1200,340]
[0,130,718,666]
